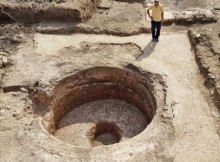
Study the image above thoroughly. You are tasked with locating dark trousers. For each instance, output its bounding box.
[151,20,161,39]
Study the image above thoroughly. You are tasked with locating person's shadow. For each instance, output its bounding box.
[137,40,158,61]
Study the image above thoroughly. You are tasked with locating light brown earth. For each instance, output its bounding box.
[0,0,220,162]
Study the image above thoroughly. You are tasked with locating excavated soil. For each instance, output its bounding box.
[0,0,220,161]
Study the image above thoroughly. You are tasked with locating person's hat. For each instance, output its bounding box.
[154,0,159,2]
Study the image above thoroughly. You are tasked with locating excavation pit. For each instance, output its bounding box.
[43,67,156,147]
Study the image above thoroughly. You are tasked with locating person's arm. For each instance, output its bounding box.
[147,6,153,20]
[161,6,164,22]
[161,11,164,22]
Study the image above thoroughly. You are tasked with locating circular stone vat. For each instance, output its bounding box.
[43,67,156,147]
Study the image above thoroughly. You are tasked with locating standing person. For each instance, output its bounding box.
[147,0,164,42]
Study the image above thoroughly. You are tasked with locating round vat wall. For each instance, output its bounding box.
[43,67,156,147]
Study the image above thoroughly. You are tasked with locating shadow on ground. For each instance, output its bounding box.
[137,40,158,61]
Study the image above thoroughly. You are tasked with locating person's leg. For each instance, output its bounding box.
[155,21,161,39]
[151,21,156,39]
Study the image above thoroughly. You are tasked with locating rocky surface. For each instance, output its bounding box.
[0,0,96,23]
[0,0,217,36]
[188,24,220,112]
[187,3,220,134]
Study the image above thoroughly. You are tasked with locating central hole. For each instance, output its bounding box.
[95,133,119,145]
[93,122,122,146]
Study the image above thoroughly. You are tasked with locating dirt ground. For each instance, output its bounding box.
[0,0,220,162]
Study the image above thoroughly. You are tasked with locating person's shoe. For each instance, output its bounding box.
[152,38,156,42]
[155,38,159,42]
